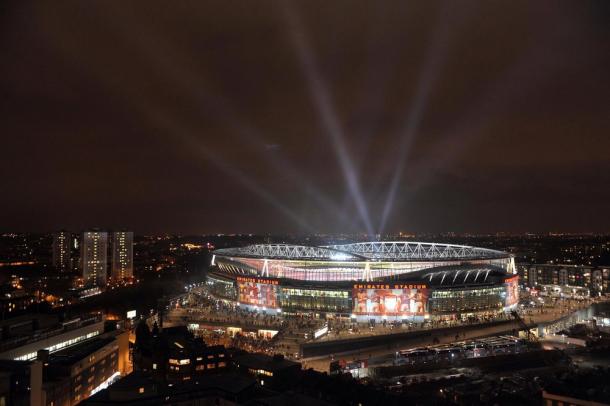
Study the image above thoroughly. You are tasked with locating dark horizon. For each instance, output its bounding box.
[2,1,609,235]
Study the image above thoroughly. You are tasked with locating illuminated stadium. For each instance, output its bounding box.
[207,242,518,321]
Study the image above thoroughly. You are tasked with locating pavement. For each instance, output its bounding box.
[301,320,527,372]
[164,292,605,373]
[301,300,602,372]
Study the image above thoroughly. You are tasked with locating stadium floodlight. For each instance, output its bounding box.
[104,11,322,233]
[282,4,374,236]
[330,253,352,261]
[378,2,462,234]
[152,112,316,233]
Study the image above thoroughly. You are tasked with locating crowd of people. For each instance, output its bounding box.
[162,286,598,359]
[318,312,518,341]
[170,291,287,329]
[166,290,326,357]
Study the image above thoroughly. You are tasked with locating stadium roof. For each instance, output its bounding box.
[213,241,509,262]
[405,264,510,287]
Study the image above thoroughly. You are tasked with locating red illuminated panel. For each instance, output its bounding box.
[504,276,519,306]
[352,288,428,316]
[237,282,278,308]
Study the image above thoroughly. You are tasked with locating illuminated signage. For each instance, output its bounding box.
[126,310,137,319]
[504,276,518,284]
[353,283,427,290]
[353,287,429,316]
[504,276,519,306]
[314,326,329,339]
[237,280,279,308]
[236,276,279,285]
[257,329,279,339]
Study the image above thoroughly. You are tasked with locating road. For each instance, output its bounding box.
[301,319,527,372]
[301,300,602,372]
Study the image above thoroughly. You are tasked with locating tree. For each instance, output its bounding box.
[152,321,160,336]
[135,320,151,348]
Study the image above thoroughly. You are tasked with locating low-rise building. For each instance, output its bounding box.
[0,329,129,406]
[0,359,43,406]
[0,314,105,361]
[82,371,257,405]
[134,325,228,383]
[44,330,130,405]
[233,353,300,389]
[0,288,36,317]
[518,264,608,295]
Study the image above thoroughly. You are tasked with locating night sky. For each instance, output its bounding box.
[1,1,609,234]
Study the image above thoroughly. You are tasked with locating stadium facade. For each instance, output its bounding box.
[207,242,518,321]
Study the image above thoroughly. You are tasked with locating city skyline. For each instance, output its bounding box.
[1,1,609,235]
[0,3,608,403]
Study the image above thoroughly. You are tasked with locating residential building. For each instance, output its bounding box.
[53,231,72,273]
[111,232,133,281]
[518,264,608,295]
[82,232,108,288]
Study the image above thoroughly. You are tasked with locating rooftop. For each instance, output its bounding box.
[0,313,103,354]
[405,264,513,287]
[214,241,510,262]
[84,371,257,404]
[49,336,116,366]
[235,353,300,373]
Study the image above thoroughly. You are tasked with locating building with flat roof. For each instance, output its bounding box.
[0,359,43,406]
[53,231,72,273]
[0,329,129,406]
[133,325,228,384]
[82,371,257,405]
[518,263,607,295]
[0,288,35,318]
[233,353,300,389]
[82,232,108,288]
[44,329,130,405]
[0,314,105,361]
[111,232,133,281]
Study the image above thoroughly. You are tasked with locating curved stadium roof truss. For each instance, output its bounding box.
[324,242,501,260]
[215,242,506,262]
